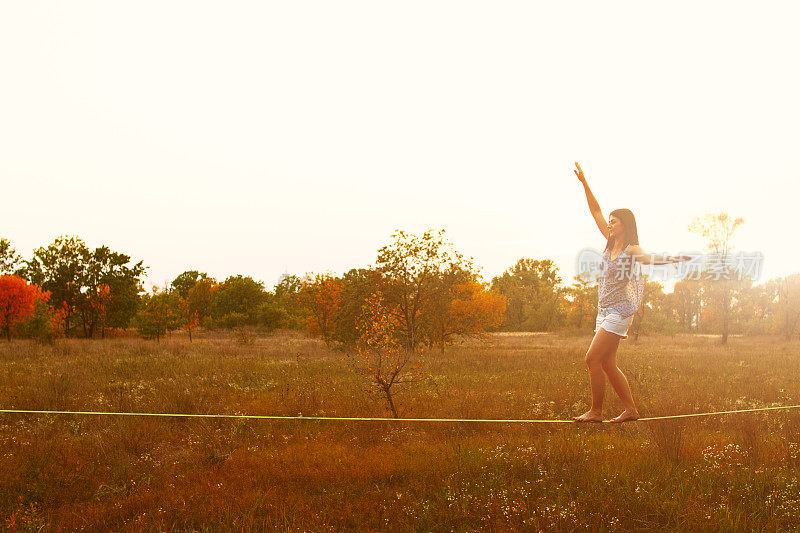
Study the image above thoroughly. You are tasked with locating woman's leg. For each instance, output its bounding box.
[573,328,620,421]
[601,341,640,421]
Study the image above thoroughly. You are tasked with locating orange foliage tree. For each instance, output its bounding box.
[178,296,200,341]
[187,277,219,327]
[350,292,423,418]
[299,273,343,346]
[0,275,49,341]
[423,278,506,354]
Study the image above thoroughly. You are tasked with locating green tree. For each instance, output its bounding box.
[375,228,478,351]
[24,235,85,334]
[333,268,382,346]
[211,275,267,327]
[491,258,565,331]
[81,245,146,338]
[0,238,23,275]
[273,273,306,329]
[134,288,182,342]
[171,270,208,298]
[24,236,145,337]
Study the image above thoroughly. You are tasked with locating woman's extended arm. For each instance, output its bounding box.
[574,162,609,239]
[627,245,692,265]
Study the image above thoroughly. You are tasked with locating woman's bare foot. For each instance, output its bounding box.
[573,410,603,423]
[609,409,640,423]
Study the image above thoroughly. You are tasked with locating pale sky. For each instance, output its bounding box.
[2,2,797,293]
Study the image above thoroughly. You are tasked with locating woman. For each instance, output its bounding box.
[572,162,691,423]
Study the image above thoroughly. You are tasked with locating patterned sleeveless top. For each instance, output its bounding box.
[597,243,644,317]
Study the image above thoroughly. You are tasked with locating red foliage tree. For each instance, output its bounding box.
[0,275,50,341]
[299,273,343,346]
[178,296,200,342]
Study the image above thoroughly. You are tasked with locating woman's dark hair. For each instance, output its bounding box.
[603,208,640,253]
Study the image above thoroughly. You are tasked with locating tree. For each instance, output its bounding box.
[349,292,423,418]
[375,228,477,351]
[563,274,598,330]
[24,236,85,335]
[80,245,146,338]
[24,236,145,337]
[210,275,267,327]
[491,258,565,331]
[421,268,506,354]
[104,274,143,333]
[273,273,306,329]
[670,278,703,333]
[0,275,49,341]
[187,277,218,326]
[688,213,744,344]
[12,298,68,344]
[298,273,343,346]
[333,268,382,346]
[629,277,678,341]
[0,238,23,275]
[134,288,182,342]
[171,270,208,298]
[177,296,200,341]
[731,278,776,336]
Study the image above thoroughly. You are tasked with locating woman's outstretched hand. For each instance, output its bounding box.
[574,162,586,184]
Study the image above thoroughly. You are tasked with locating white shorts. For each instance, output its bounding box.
[594,308,634,339]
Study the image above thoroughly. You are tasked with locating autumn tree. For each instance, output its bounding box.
[350,292,423,418]
[298,273,343,346]
[13,298,68,344]
[186,277,218,327]
[0,275,49,341]
[375,228,478,351]
[171,270,209,298]
[491,258,565,331]
[177,297,200,341]
[421,266,506,354]
[134,288,182,342]
[688,212,744,344]
[563,274,598,329]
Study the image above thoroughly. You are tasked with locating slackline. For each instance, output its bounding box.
[2,404,800,423]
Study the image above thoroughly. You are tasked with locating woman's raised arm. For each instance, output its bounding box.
[574,162,609,239]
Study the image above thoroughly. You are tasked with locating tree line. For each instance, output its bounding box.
[1,215,799,345]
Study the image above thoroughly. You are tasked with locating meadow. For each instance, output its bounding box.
[1,331,799,531]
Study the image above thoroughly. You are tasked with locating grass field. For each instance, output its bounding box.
[2,331,799,531]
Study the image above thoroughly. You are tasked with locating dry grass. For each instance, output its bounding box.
[1,330,799,531]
